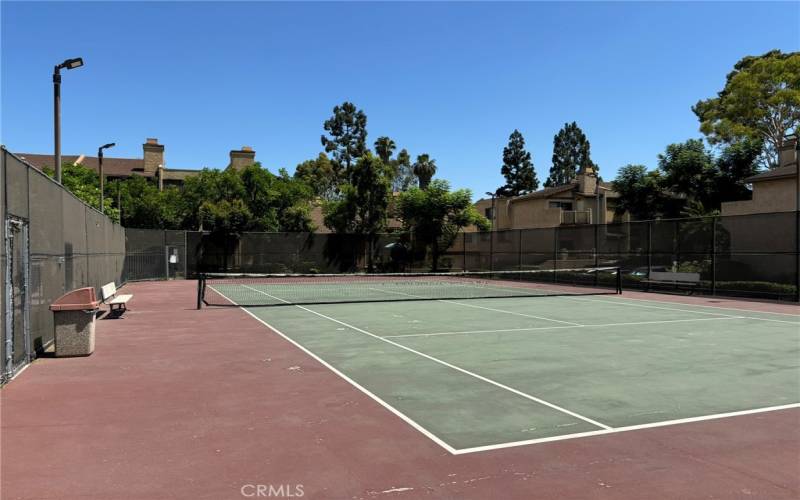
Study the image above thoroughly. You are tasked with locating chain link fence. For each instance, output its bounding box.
[125,210,799,302]
[1,148,125,382]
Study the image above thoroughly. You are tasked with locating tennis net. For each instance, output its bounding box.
[197,267,622,308]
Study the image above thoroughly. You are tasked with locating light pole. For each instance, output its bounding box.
[53,57,84,183]
[98,143,115,213]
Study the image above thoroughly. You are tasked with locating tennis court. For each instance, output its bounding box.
[200,270,800,454]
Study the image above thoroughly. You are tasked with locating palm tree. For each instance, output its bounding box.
[413,154,437,189]
[374,136,396,164]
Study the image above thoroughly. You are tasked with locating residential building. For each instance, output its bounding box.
[721,135,799,216]
[16,139,259,190]
[473,164,627,230]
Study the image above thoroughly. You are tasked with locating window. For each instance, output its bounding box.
[549,201,573,210]
[484,207,494,219]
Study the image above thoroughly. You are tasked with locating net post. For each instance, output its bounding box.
[616,266,622,294]
[196,274,204,309]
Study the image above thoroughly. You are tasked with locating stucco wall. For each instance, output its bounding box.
[721,177,796,216]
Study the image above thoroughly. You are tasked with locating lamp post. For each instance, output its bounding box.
[53,57,84,184]
[98,143,115,213]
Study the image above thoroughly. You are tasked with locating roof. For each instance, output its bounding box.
[509,183,578,202]
[16,153,152,178]
[161,169,199,181]
[745,165,798,183]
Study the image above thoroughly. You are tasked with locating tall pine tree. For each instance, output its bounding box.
[320,102,368,182]
[496,129,538,196]
[545,122,597,187]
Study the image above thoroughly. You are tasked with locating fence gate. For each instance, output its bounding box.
[4,217,31,381]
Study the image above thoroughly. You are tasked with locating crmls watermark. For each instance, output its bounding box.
[240,484,305,498]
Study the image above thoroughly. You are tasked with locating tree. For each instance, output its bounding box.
[693,50,800,169]
[714,138,762,204]
[545,122,596,187]
[658,139,717,209]
[269,168,314,232]
[323,153,392,269]
[496,129,538,196]
[396,180,489,271]
[374,136,396,163]
[320,101,368,181]
[182,168,247,230]
[612,165,670,220]
[392,148,416,192]
[294,153,337,199]
[198,198,253,234]
[43,162,121,222]
[182,163,313,232]
[412,154,437,189]
[105,176,182,229]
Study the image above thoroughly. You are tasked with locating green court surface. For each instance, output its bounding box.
[211,283,800,454]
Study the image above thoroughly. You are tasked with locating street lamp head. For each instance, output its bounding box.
[60,57,84,70]
[101,143,116,150]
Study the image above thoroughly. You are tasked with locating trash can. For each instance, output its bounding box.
[50,287,100,357]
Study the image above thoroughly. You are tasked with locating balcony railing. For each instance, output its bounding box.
[561,210,592,225]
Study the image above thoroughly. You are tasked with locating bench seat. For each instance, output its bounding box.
[101,282,133,314]
[642,271,700,295]
[107,294,133,305]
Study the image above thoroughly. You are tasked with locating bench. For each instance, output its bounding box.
[100,282,133,314]
[642,271,701,295]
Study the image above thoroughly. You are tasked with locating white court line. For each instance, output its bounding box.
[383,316,746,339]
[424,278,799,325]
[293,304,611,430]
[599,294,800,317]
[365,286,583,327]
[570,295,800,325]
[242,284,292,304]
[452,403,800,455]
[214,284,800,456]
[242,284,609,430]
[211,285,458,454]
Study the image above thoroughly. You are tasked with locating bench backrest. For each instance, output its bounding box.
[100,282,117,302]
[649,271,701,283]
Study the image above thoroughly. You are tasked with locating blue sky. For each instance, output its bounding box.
[2,2,798,199]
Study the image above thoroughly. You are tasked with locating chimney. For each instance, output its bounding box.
[576,163,597,195]
[143,138,164,174]
[229,146,256,170]
[778,134,797,168]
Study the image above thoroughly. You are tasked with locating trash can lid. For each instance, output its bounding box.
[50,287,100,311]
